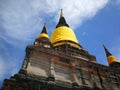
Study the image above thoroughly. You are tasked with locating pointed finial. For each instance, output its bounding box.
[103,45,112,57]
[60,9,63,17]
[56,9,69,28]
[41,23,47,34]
[44,23,46,27]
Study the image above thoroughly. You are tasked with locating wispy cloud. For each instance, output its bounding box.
[0,0,109,45]
[0,56,19,81]
[0,57,5,80]
[0,40,24,83]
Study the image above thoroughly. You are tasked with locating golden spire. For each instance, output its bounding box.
[38,23,49,39]
[103,45,119,65]
[50,10,81,48]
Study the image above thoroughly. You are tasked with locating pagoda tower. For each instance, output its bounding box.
[1,10,120,90]
[103,45,120,68]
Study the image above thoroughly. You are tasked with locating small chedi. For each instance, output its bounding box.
[1,10,120,90]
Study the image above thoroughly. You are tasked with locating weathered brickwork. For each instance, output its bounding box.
[1,44,120,90]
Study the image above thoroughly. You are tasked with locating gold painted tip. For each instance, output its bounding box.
[60,9,63,17]
[107,55,119,65]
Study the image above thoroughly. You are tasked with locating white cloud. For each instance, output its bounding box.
[0,56,19,81]
[0,58,5,80]
[0,0,108,46]
[0,42,21,81]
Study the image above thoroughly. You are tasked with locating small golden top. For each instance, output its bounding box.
[103,45,119,65]
[107,55,119,65]
[38,33,49,39]
[38,23,49,39]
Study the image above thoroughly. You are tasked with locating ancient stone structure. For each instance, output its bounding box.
[1,10,120,90]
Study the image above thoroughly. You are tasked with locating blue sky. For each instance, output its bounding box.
[0,0,120,87]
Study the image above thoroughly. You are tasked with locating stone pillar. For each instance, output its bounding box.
[47,56,56,81]
[70,62,80,86]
